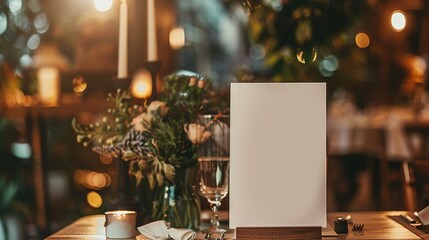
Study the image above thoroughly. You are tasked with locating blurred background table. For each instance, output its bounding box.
[327,103,429,211]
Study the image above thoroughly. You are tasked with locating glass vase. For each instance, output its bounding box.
[151,167,201,230]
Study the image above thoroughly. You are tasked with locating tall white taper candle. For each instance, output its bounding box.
[147,0,157,61]
[118,0,128,78]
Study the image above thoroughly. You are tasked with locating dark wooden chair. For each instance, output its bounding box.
[327,127,390,210]
[402,121,429,211]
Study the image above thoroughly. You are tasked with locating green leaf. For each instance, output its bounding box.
[123,151,139,160]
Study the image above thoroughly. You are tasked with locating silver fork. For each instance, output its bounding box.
[352,224,364,231]
[204,231,212,240]
[216,231,227,240]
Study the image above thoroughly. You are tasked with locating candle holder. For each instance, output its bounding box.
[105,210,137,238]
[111,76,132,91]
[142,61,162,102]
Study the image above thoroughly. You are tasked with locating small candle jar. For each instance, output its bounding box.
[105,210,136,238]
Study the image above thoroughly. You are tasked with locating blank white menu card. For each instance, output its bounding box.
[230,83,326,228]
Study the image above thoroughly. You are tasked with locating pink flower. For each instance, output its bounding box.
[198,79,206,89]
[132,101,169,131]
[132,112,152,131]
[147,101,169,117]
[184,123,211,144]
[188,77,197,86]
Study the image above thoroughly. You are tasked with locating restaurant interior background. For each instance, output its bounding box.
[1,0,429,239]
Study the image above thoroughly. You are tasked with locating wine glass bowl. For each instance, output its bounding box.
[196,114,230,232]
[199,157,229,204]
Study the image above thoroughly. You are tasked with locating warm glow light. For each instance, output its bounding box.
[85,171,96,187]
[72,76,87,93]
[391,10,406,32]
[76,169,111,189]
[105,210,136,216]
[412,56,427,77]
[103,173,112,187]
[87,191,102,208]
[169,27,185,49]
[94,0,113,12]
[131,70,152,99]
[93,173,107,188]
[296,48,317,64]
[100,155,113,165]
[355,32,370,48]
[37,66,60,105]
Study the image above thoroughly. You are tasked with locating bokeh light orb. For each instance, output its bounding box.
[19,54,32,68]
[27,34,40,50]
[250,44,266,60]
[0,13,8,35]
[319,55,339,77]
[92,173,107,188]
[296,48,317,64]
[94,0,113,12]
[391,10,406,32]
[100,154,113,165]
[169,27,185,49]
[34,12,49,34]
[72,76,88,93]
[355,32,370,48]
[8,0,23,15]
[87,191,102,208]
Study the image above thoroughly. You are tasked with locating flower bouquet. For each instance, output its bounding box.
[72,73,211,229]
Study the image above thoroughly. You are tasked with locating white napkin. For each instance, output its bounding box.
[418,205,429,225]
[137,220,196,240]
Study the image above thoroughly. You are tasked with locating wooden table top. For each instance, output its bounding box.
[45,211,426,240]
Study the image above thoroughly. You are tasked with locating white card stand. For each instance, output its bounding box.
[230,83,326,239]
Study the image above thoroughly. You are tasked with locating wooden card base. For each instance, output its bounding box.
[236,226,322,240]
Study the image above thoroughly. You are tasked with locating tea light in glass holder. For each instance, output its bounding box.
[105,210,136,238]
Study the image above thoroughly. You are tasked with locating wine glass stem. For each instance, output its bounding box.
[210,202,221,230]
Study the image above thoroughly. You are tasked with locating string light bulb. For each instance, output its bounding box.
[391,10,406,32]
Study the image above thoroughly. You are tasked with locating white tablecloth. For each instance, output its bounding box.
[328,104,429,161]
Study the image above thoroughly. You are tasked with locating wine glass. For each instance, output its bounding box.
[197,114,230,232]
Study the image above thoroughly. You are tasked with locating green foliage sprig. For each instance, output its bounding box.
[226,0,368,81]
[72,89,141,157]
[73,74,210,189]
[133,74,209,188]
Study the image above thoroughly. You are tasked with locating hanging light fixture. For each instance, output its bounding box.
[36,65,60,105]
